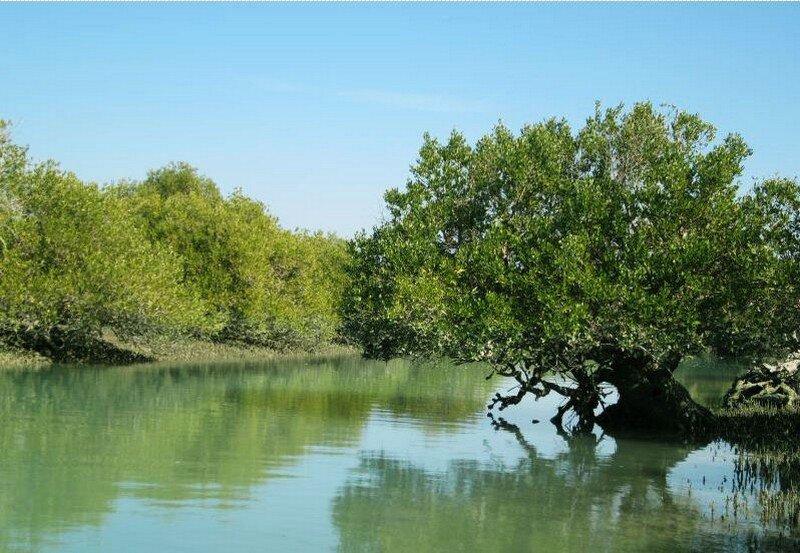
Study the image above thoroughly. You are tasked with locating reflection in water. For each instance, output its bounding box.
[674,356,750,408]
[0,356,489,552]
[334,439,707,552]
[0,356,796,552]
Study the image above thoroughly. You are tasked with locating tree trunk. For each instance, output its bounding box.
[597,366,716,436]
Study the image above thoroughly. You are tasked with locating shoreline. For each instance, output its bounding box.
[0,339,359,369]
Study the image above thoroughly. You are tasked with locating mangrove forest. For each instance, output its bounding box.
[0,120,348,363]
[3,102,800,438]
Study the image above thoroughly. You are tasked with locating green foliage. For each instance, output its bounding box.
[0,127,204,358]
[0,123,347,360]
[342,103,800,428]
[114,162,347,350]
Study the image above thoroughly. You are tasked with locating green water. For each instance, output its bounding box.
[0,356,795,552]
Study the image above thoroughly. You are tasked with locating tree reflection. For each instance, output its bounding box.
[332,424,798,552]
[0,356,491,551]
[1,357,796,552]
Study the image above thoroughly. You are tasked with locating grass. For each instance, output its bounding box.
[142,336,358,363]
[0,333,358,368]
[717,404,800,446]
[0,346,51,369]
[716,404,800,532]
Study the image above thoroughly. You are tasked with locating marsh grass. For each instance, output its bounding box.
[718,404,800,450]
[0,346,50,369]
[0,335,357,369]
[142,337,358,363]
[716,404,800,532]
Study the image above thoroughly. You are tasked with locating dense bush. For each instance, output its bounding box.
[0,122,347,361]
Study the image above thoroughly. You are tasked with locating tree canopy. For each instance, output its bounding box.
[0,122,347,360]
[342,103,800,433]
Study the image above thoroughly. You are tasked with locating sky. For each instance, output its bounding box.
[1,2,798,236]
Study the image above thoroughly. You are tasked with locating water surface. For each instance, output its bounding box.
[0,356,795,552]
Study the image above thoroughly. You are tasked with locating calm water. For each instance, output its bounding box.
[0,355,795,552]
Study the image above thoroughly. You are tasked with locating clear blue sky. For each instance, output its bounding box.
[1,3,798,236]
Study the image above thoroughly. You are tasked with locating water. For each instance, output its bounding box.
[0,355,795,552]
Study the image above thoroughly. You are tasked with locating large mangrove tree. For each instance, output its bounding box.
[342,103,800,434]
